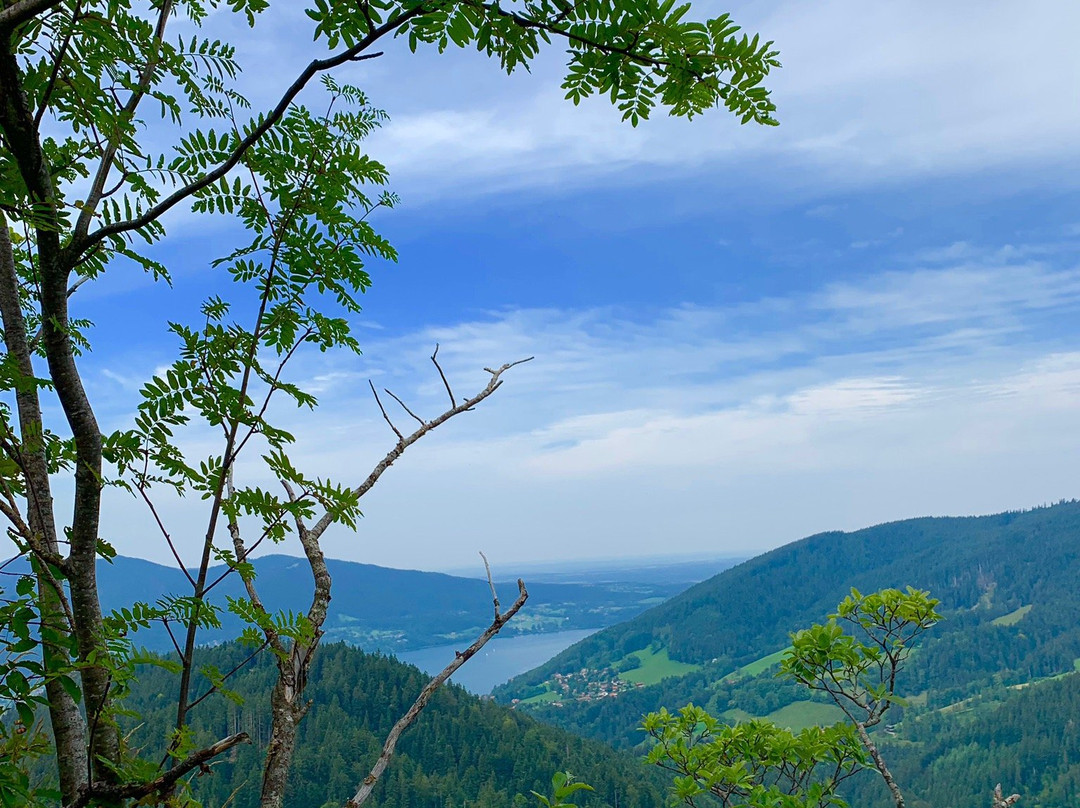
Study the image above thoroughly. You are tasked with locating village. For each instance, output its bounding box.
[512,667,646,707]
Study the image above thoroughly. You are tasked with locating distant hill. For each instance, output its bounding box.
[453,556,745,586]
[6,553,690,654]
[113,643,668,808]
[495,501,1080,749]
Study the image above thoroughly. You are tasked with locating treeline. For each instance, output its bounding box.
[115,643,667,808]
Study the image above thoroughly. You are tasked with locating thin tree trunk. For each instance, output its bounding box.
[0,36,120,790]
[0,212,88,805]
[855,721,905,808]
[259,673,307,808]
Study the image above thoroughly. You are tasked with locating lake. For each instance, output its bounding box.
[398,628,597,695]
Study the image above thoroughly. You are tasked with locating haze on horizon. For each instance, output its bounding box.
[15,1,1080,573]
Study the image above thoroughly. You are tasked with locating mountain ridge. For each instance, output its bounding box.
[5,551,708,654]
[495,500,1080,749]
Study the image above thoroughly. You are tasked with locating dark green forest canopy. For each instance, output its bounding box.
[843,667,1080,808]
[105,643,667,808]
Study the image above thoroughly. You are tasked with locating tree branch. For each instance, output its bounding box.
[383,387,425,428]
[0,0,65,31]
[853,721,904,808]
[71,7,414,258]
[67,732,251,808]
[309,356,533,542]
[369,380,403,442]
[346,578,528,808]
[431,343,455,406]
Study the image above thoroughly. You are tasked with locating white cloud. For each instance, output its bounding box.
[70,242,1080,569]
[348,1,1080,199]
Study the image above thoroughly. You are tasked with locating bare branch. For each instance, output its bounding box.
[67,732,251,808]
[383,388,425,428]
[308,356,533,543]
[187,639,269,712]
[346,579,528,808]
[161,618,183,660]
[480,551,499,621]
[137,485,196,588]
[431,344,455,406]
[369,380,403,442]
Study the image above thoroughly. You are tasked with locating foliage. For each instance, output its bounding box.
[0,0,780,804]
[532,771,596,808]
[642,705,864,808]
[781,587,941,727]
[640,589,941,808]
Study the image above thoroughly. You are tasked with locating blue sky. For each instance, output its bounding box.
[50,1,1080,572]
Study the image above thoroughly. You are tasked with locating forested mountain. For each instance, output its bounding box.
[843,669,1080,808]
[495,502,1080,748]
[9,554,689,654]
[111,643,667,808]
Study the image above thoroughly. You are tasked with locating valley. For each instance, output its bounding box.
[485,501,1080,807]
[11,501,1080,808]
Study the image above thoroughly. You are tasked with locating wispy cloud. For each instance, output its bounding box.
[78,239,1080,568]
[351,1,1080,199]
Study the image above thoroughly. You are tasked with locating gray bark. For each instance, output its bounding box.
[0,211,88,805]
[0,34,120,792]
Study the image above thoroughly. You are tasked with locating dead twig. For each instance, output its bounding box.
[383,387,425,427]
[67,733,250,808]
[369,380,403,442]
[480,551,499,621]
[431,344,455,406]
[307,355,534,542]
[346,578,528,808]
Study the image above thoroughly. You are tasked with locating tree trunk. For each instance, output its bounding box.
[0,212,88,805]
[0,36,120,791]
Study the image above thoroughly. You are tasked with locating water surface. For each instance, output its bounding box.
[399,628,596,695]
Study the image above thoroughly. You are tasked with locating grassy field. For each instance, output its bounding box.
[905,691,928,707]
[520,689,560,705]
[720,707,756,723]
[737,647,790,677]
[991,604,1032,626]
[617,646,701,686]
[767,701,844,731]
[721,701,844,731]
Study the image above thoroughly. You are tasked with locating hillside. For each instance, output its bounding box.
[843,669,1080,808]
[113,643,668,808]
[12,554,692,654]
[495,501,1080,748]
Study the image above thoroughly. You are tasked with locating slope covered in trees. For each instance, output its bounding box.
[495,502,1080,748]
[108,643,667,808]
[6,554,686,654]
[842,669,1080,808]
